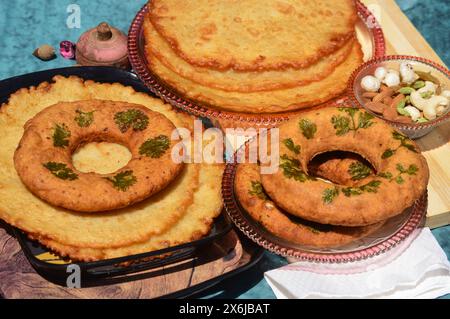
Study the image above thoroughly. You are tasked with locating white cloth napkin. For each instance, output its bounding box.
[264,228,450,299]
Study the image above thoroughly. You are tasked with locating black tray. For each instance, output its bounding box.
[0,66,233,287]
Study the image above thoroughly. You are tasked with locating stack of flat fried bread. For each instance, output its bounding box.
[0,76,223,261]
[144,0,363,113]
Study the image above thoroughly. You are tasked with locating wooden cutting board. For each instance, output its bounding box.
[363,0,449,228]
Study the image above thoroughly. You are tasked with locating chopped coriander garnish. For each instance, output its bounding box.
[139,135,170,158]
[43,162,78,180]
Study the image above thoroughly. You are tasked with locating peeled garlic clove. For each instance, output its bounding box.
[374,67,388,81]
[400,62,418,84]
[387,68,400,76]
[361,75,381,92]
[404,106,421,121]
[383,72,401,87]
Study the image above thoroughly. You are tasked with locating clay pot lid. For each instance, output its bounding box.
[76,22,128,64]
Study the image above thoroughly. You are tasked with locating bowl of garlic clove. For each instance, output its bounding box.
[348,55,450,139]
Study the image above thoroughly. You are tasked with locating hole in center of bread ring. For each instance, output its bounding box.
[13,100,184,213]
[72,142,132,174]
[260,107,429,227]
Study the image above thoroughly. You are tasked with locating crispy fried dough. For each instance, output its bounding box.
[0,77,200,248]
[31,163,224,261]
[14,100,183,212]
[144,16,355,92]
[235,164,382,248]
[147,41,363,113]
[309,152,375,186]
[260,107,429,226]
[149,0,357,71]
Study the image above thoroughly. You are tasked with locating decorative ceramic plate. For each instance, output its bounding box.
[222,159,427,263]
[128,0,386,127]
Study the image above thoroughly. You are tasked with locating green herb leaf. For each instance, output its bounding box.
[299,119,317,139]
[307,226,321,234]
[74,109,95,127]
[342,180,381,197]
[280,154,315,182]
[332,108,374,136]
[377,171,393,179]
[283,138,301,154]
[360,180,382,193]
[43,162,78,180]
[395,175,404,184]
[358,111,375,129]
[114,109,149,133]
[322,187,340,204]
[52,123,71,148]
[396,163,406,173]
[139,135,170,158]
[339,107,358,117]
[249,181,267,200]
[393,131,407,141]
[105,170,137,191]
[382,149,395,159]
[403,143,418,153]
[331,115,351,136]
[406,164,418,175]
[348,162,372,181]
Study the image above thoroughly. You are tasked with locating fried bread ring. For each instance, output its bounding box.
[260,107,429,226]
[235,164,383,248]
[14,100,183,212]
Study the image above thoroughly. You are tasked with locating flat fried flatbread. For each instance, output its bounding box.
[147,41,363,113]
[31,163,224,261]
[149,0,357,71]
[0,77,199,248]
[144,15,355,92]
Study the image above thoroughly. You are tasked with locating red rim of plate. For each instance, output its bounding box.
[222,160,427,263]
[347,54,450,131]
[128,0,386,126]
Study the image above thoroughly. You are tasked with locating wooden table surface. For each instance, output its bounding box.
[363,0,449,228]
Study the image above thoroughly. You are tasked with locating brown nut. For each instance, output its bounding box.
[365,101,387,114]
[383,106,398,121]
[373,88,394,102]
[383,96,393,105]
[390,94,405,108]
[362,91,378,98]
[395,116,413,124]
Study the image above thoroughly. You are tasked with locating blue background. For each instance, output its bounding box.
[0,0,448,299]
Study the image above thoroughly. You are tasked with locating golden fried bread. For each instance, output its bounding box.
[147,41,363,113]
[235,164,382,248]
[144,16,355,92]
[309,152,375,186]
[0,77,201,249]
[149,0,357,71]
[31,163,224,261]
[14,100,183,212]
[260,107,429,226]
